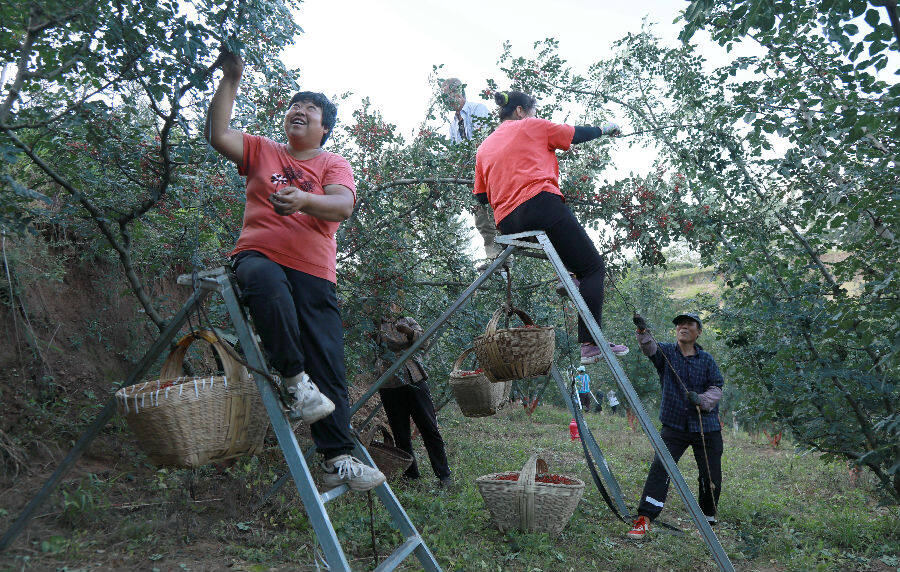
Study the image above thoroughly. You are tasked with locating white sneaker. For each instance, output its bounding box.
[322,455,386,491]
[284,372,334,424]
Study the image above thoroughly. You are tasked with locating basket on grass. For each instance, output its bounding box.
[476,453,584,535]
[361,423,414,480]
[449,347,510,417]
[115,330,268,468]
[473,306,555,383]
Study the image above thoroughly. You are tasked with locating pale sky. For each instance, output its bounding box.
[284,0,691,150]
[281,1,721,258]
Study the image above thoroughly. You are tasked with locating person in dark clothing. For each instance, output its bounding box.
[626,312,724,540]
[374,305,452,486]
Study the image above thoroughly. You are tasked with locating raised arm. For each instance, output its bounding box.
[205,51,245,165]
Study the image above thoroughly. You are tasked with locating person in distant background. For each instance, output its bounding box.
[607,388,620,415]
[574,365,592,410]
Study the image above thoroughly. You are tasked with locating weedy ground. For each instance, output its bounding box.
[1,403,897,571]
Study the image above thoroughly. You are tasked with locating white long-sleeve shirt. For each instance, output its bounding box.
[448,100,490,143]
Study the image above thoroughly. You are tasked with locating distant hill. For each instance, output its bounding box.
[660,265,721,299]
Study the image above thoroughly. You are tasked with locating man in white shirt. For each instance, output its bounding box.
[441,78,502,266]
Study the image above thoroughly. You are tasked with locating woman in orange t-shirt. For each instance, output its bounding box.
[474,90,628,362]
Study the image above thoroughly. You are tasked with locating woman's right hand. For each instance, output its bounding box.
[217,49,244,80]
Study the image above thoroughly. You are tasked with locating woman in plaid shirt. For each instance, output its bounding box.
[626,312,724,540]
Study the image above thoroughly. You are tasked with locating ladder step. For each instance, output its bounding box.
[320,484,349,504]
[374,537,422,572]
[514,249,548,260]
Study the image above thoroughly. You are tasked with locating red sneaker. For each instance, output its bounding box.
[626,515,651,540]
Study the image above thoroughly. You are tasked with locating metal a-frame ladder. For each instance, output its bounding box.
[346,231,734,572]
[0,267,441,572]
[497,231,734,572]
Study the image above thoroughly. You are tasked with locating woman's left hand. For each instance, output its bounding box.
[269,186,308,215]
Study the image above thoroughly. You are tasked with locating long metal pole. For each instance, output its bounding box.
[549,365,630,516]
[215,274,352,571]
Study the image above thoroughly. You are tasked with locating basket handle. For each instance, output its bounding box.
[361,423,394,447]
[451,347,478,373]
[484,305,535,337]
[516,453,550,531]
[159,330,247,384]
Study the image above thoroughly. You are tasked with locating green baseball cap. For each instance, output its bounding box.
[672,312,702,329]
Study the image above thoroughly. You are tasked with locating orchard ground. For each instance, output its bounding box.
[1,402,897,571]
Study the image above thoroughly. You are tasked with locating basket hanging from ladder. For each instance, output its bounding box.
[448,347,510,417]
[472,306,555,383]
[115,330,269,468]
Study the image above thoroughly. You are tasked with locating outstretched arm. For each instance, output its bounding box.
[571,122,620,144]
[205,51,245,165]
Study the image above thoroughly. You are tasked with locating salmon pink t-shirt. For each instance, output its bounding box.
[474,117,575,224]
[229,134,356,283]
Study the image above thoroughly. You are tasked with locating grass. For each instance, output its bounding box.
[1,403,897,571]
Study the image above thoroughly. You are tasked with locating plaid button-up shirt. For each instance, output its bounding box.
[641,336,724,433]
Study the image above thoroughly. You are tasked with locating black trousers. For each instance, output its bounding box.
[379,381,450,479]
[637,426,723,520]
[497,192,606,342]
[233,251,354,459]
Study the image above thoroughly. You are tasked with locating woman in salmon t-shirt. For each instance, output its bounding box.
[205,50,384,492]
[474,90,629,363]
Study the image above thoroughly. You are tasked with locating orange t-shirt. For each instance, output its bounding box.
[473,117,575,224]
[229,134,356,283]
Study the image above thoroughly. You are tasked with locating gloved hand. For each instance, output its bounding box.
[633,313,648,333]
[687,391,702,408]
[600,121,621,136]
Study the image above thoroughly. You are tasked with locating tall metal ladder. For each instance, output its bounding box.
[288,230,734,571]
[495,231,735,572]
[0,267,442,572]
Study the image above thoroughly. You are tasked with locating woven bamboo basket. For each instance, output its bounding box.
[115,330,268,468]
[449,347,510,417]
[476,454,584,535]
[473,306,555,383]
[362,423,414,479]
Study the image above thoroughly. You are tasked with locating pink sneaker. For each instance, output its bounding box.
[581,342,629,364]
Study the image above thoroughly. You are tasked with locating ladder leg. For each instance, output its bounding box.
[352,440,442,572]
[535,233,734,572]
[217,277,352,572]
[549,365,630,516]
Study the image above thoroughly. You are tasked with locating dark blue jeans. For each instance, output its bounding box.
[497,192,606,343]
[233,250,353,458]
